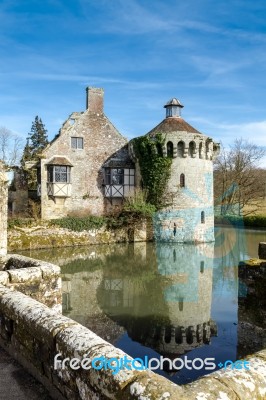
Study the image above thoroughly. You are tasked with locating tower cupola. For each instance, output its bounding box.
[164,98,184,118]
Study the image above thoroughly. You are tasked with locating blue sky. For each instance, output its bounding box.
[0,0,266,165]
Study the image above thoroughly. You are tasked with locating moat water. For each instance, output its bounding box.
[18,226,266,385]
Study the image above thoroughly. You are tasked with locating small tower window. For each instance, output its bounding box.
[189,141,196,157]
[201,211,205,224]
[156,143,163,156]
[177,141,184,157]
[200,261,204,273]
[199,142,203,158]
[180,173,185,187]
[205,141,209,158]
[167,141,173,158]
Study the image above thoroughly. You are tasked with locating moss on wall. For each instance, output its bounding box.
[7,223,149,251]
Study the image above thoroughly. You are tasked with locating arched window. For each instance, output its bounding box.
[189,141,196,157]
[167,141,173,158]
[201,211,205,224]
[205,141,209,158]
[199,142,203,158]
[177,141,184,157]
[180,173,185,187]
[156,143,163,157]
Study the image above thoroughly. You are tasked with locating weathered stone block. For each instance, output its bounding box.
[2,254,62,310]
[7,267,42,284]
[122,373,185,399]
[41,263,61,278]
[0,290,76,345]
[0,271,9,285]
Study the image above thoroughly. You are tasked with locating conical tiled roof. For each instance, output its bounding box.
[146,117,201,137]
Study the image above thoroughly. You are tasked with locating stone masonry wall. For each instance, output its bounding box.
[0,285,265,400]
[153,131,215,243]
[8,222,149,251]
[0,161,7,259]
[0,254,61,311]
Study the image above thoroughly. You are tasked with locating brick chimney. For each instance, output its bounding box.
[86,87,104,113]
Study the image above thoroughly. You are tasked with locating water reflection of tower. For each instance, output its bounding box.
[99,242,217,358]
[146,243,217,356]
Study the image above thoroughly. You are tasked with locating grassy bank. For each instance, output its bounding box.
[215,214,266,228]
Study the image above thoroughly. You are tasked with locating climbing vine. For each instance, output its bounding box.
[132,133,172,210]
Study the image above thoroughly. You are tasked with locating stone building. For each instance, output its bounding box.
[35,87,219,243]
[38,87,134,219]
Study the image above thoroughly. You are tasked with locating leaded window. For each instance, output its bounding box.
[105,168,124,185]
[104,167,135,198]
[71,137,84,149]
[47,165,71,183]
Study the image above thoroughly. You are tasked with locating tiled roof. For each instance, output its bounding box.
[103,158,134,168]
[147,117,201,136]
[46,157,73,166]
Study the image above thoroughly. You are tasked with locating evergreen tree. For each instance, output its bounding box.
[20,138,32,164]
[21,116,49,190]
[22,116,49,162]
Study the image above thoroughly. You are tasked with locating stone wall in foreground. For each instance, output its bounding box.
[0,161,7,260]
[0,254,61,311]
[0,284,265,400]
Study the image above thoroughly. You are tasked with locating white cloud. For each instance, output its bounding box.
[214,121,266,146]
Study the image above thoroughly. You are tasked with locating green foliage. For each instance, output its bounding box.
[106,215,128,229]
[21,116,49,190]
[132,134,172,209]
[51,216,106,231]
[123,189,156,217]
[8,218,37,229]
[215,214,266,227]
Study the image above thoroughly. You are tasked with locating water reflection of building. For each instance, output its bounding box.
[62,269,104,323]
[98,242,217,358]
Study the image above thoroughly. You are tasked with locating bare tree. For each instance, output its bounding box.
[214,138,266,216]
[0,126,23,166]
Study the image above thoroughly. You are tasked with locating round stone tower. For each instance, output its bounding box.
[146,98,220,243]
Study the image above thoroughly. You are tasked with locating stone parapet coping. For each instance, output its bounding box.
[0,254,61,283]
[0,284,265,400]
[0,254,61,312]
